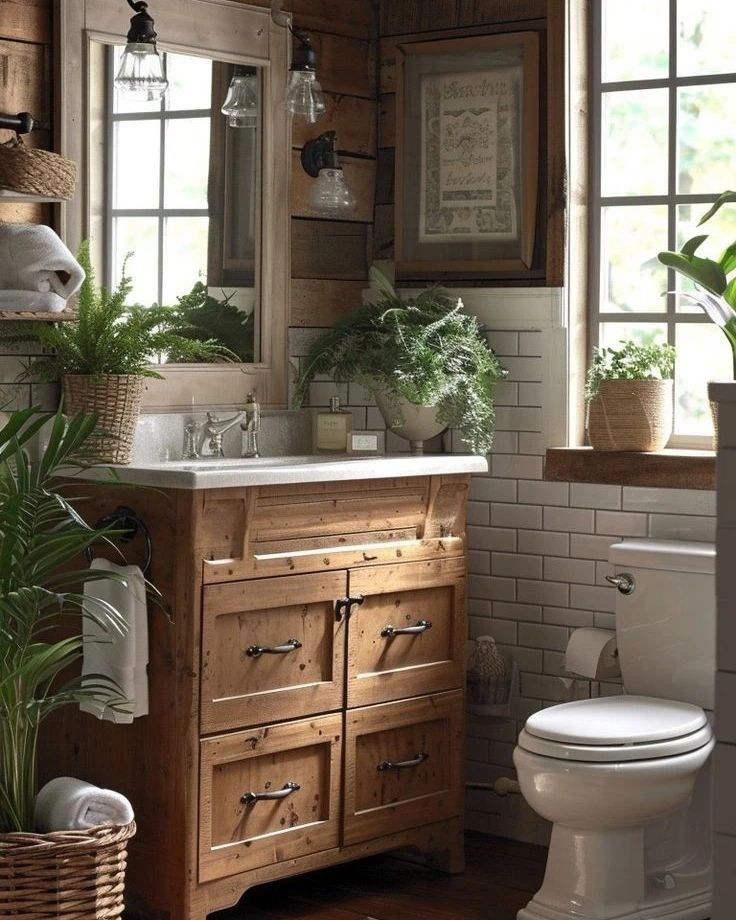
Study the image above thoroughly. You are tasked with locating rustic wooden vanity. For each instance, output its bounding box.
[42,456,483,920]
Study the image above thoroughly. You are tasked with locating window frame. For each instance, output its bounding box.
[588,0,736,448]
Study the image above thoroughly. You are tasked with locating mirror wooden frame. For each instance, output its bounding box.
[56,0,291,410]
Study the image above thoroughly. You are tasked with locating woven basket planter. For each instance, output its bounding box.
[0,822,135,919]
[0,138,77,200]
[588,379,673,452]
[63,375,145,465]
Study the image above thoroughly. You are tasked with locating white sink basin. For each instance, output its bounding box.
[163,454,365,471]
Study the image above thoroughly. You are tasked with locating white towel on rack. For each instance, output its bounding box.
[34,776,134,832]
[80,558,149,723]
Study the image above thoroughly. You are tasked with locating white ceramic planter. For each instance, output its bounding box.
[375,393,446,454]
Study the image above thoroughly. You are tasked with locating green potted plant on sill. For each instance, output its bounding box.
[585,340,676,451]
[293,269,506,455]
[17,243,232,465]
[658,190,736,441]
[0,405,137,915]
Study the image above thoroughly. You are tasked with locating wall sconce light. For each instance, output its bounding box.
[301,131,355,216]
[271,1,326,123]
[221,65,259,129]
[114,1,168,101]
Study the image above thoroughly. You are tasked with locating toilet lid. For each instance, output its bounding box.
[524,696,707,746]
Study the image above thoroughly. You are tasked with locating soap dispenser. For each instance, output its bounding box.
[314,396,352,453]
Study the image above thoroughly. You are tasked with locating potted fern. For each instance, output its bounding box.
[585,341,676,451]
[22,244,229,464]
[294,269,506,455]
[0,406,137,915]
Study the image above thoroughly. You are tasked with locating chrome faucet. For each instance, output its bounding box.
[241,392,261,458]
[200,410,247,458]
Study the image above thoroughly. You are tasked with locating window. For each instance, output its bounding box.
[590,0,736,444]
[107,47,213,308]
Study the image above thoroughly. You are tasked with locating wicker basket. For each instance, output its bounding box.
[63,375,145,465]
[0,137,77,200]
[588,379,673,452]
[0,822,136,919]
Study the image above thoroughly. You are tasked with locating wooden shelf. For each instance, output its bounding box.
[0,310,77,321]
[545,447,715,490]
[0,189,65,204]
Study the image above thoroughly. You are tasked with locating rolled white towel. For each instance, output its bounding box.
[34,776,134,832]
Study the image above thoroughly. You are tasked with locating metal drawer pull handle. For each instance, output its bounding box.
[377,752,429,772]
[241,782,301,805]
[246,638,302,658]
[381,619,432,638]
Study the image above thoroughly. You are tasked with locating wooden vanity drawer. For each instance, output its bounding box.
[346,558,466,708]
[201,572,347,732]
[343,691,464,846]
[199,713,342,882]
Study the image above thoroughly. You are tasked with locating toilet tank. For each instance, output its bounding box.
[608,539,715,709]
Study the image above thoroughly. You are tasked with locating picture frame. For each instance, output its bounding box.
[395,32,540,281]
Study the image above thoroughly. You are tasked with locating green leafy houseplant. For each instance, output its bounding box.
[0,406,130,833]
[169,282,254,364]
[585,341,676,452]
[658,191,736,376]
[294,270,506,454]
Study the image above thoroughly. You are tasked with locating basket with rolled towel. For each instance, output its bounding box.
[0,777,135,919]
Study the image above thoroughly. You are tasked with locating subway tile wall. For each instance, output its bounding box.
[293,324,717,846]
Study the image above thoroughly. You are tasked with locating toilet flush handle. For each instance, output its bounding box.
[606,572,635,595]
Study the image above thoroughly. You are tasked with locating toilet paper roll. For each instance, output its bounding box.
[564,627,621,680]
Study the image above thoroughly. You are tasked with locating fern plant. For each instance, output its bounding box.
[294,269,506,454]
[0,407,132,832]
[168,282,254,363]
[585,340,676,403]
[21,243,233,382]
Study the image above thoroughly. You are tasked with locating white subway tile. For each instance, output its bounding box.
[347,381,374,406]
[503,356,543,382]
[493,602,543,622]
[544,506,595,533]
[491,430,519,454]
[519,382,542,407]
[492,454,543,480]
[518,579,570,608]
[570,583,617,613]
[492,502,542,529]
[492,552,543,579]
[544,556,596,585]
[468,550,491,575]
[595,561,615,586]
[522,672,574,700]
[570,533,622,560]
[495,406,542,432]
[543,649,566,675]
[468,526,517,552]
[594,612,617,629]
[518,432,546,455]
[487,331,519,356]
[468,598,492,618]
[543,606,595,627]
[474,617,518,644]
[518,529,570,556]
[494,381,519,406]
[648,513,716,542]
[570,483,622,510]
[518,480,570,507]
[470,476,517,503]
[519,331,543,357]
[469,574,516,601]
[308,381,348,406]
[467,501,490,526]
[595,510,647,537]
[518,621,570,651]
[622,486,716,516]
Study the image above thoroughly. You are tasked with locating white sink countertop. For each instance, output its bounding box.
[69,453,488,489]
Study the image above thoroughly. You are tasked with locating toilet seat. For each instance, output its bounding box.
[518,695,713,763]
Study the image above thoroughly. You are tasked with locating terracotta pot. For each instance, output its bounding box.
[588,379,673,451]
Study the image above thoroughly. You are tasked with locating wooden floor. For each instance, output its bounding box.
[215,833,548,920]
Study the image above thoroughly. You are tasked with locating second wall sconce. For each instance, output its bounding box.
[114,0,168,100]
[271,1,326,123]
[221,65,259,129]
[301,131,355,216]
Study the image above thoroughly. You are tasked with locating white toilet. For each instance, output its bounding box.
[513,539,716,920]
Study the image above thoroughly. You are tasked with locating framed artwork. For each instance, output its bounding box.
[395,32,540,280]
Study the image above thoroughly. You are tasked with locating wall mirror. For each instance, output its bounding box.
[59,0,290,409]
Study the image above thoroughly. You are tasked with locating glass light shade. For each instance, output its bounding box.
[308,167,356,215]
[115,43,168,100]
[285,70,326,123]
[221,72,258,128]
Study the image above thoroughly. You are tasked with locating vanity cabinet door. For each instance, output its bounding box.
[343,691,464,846]
[346,558,466,708]
[199,713,342,882]
[201,572,347,732]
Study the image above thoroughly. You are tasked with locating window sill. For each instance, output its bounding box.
[544,447,715,490]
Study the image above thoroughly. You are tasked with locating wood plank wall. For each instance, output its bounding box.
[0,0,53,226]
[376,0,566,287]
